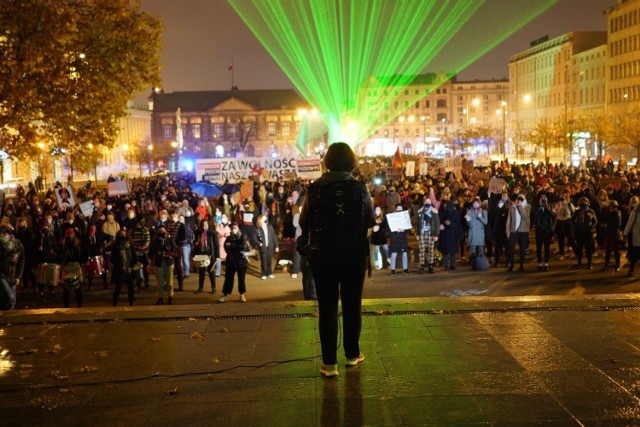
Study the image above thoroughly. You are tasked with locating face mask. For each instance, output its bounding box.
[498,201,505,208]
[425,203,431,209]
[160,215,168,222]
[222,218,228,224]
[0,234,9,243]
[374,208,382,215]
[203,224,209,230]
[128,213,135,219]
[107,205,112,210]
[200,202,205,207]
[185,211,192,217]
[521,200,527,207]
[47,218,53,224]
[473,202,480,209]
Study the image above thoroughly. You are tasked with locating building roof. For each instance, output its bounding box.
[152,89,307,113]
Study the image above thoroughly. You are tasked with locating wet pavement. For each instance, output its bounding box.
[2,295,640,426]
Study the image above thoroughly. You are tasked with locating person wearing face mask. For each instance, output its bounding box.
[110,230,136,306]
[416,196,440,274]
[533,195,555,271]
[571,197,598,270]
[130,218,151,289]
[388,204,410,275]
[15,219,38,291]
[601,200,622,272]
[438,194,463,270]
[554,192,576,261]
[195,198,210,221]
[252,214,279,279]
[0,225,25,310]
[215,214,231,277]
[491,192,510,267]
[165,211,187,290]
[149,225,177,305]
[506,194,531,272]
[101,211,120,287]
[385,186,401,214]
[465,196,488,267]
[192,220,220,294]
[371,206,390,270]
[219,222,250,303]
[58,229,84,308]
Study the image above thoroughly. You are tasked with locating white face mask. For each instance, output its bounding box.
[374,208,382,215]
[473,202,480,209]
[498,201,504,208]
[128,213,135,219]
[160,215,168,222]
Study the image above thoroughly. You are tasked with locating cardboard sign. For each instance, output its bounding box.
[418,162,429,177]
[488,177,506,195]
[55,186,76,208]
[79,200,95,218]
[405,161,415,177]
[107,181,129,196]
[195,157,321,183]
[386,210,412,232]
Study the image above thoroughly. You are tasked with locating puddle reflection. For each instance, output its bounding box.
[0,349,15,377]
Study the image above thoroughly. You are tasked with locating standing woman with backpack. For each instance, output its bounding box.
[299,142,374,378]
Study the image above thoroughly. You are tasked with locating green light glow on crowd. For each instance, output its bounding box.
[228,0,557,152]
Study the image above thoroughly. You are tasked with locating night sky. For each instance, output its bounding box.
[139,0,613,96]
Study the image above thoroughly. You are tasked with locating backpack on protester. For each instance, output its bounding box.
[470,253,490,271]
[309,179,368,263]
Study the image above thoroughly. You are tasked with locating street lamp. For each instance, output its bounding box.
[496,101,507,158]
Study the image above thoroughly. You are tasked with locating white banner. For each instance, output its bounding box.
[386,210,412,232]
[107,181,130,196]
[196,157,322,183]
[405,161,415,177]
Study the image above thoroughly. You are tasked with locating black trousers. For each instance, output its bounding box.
[198,267,216,291]
[113,277,134,306]
[310,254,366,365]
[574,233,595,265]
[535,230,553,263]
[507,231,528,268]
[259,249,274,276]
[222,264,247,295]
[63,286,82,308]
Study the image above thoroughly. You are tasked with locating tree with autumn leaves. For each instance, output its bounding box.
[0,0,161,168]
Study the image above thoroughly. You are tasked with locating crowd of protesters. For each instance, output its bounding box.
[1,153,639,310]
[0,172,314,309]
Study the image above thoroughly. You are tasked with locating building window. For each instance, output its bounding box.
[437,113,447,122]
[191,118,202,139]
[425,100,430,108]
[436,99,447,108]
[281,122,290,137]
[162,124,173,139]
[246,143,255,157]
[268,121,277,136]
[403,142,412,155]
[212,123,224,139]
[227,122,237,138]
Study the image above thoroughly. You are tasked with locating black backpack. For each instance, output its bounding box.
[310,179,368,263]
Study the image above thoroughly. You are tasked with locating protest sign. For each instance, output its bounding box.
[386,210,412,232]
[107,181,129,197]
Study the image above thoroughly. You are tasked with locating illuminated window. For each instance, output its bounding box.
[190,118,202,139]
[281,122,290,137]
[268,121,277,136]
[212,123,223,139]
[403,142,413,155]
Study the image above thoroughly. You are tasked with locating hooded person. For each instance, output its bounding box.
[0,225,25,310]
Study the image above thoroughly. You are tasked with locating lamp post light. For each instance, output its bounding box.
[496,101,507,159]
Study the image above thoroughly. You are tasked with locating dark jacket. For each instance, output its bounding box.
[193,227,220,259]
[253,223,279,253]
[149,235,177,267]
[0,237,25,284]
[224,231,249,269]
[438,200,463,254]
[110,237,136,282]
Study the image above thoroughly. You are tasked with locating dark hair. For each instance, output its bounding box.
[323,142,356,172]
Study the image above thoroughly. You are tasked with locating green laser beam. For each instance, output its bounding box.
[228,0,558,152]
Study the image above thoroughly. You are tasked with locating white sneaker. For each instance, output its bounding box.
[268,274,275,279]
[239,294,246,303]
[320,364,339,377]
[345,352,365,367]
[261,276,267,280]
[218,295,227,303]
[291,274,298,278]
